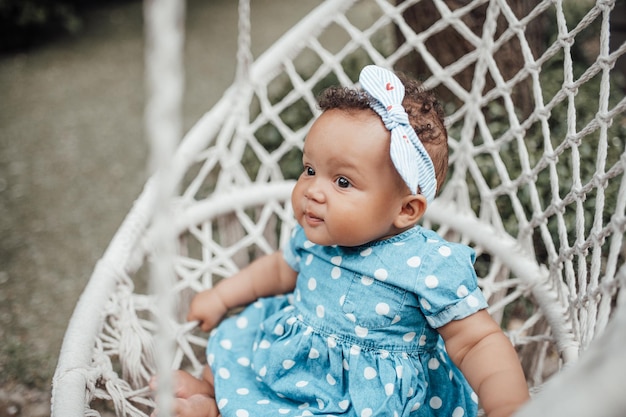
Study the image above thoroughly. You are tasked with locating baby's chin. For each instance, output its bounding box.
[298,226,337,247]
[298,219,384,248]
[302,232,367,249]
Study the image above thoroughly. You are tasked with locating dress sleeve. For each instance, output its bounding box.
[282,224,304,272]
[414,241,488,328]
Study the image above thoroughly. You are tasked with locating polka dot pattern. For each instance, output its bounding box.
[207,225,484,417]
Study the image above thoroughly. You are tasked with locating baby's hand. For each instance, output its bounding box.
[187,289,228,332]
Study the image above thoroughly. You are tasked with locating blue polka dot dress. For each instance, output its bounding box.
[206,225,488,416]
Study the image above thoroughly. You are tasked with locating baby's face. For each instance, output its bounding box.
[291,109,409,247]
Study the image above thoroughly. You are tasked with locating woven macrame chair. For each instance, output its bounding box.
[52,0,626,415]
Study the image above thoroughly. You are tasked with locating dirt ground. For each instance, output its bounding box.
[0,0,322,415]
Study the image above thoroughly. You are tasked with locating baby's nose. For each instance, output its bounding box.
[304,180,325,203]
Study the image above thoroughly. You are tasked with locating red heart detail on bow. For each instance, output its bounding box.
[386,82,394,91]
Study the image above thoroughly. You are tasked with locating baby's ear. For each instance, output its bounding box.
[394,194,427,229]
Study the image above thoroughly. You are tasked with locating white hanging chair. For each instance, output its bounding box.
[51,0,626,416]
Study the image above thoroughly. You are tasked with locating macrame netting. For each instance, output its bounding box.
[52,0,626,415]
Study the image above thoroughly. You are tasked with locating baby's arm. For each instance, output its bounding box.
[187,251,298,331]
[439,309,530,417]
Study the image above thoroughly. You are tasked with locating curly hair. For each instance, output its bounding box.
[317,73,448,195]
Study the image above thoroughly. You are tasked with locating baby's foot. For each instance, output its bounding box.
[150,370,212,399]
[173,370,213,398]
[174,394,220,417]
[150,394,219,417]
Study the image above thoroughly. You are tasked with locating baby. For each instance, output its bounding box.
[154,65,529,417]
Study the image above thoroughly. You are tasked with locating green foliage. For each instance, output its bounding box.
[1,0,75,51]
[450,1,626,269]
[0,0,137,52]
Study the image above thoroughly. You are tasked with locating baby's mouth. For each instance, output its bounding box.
[304,211,323,225]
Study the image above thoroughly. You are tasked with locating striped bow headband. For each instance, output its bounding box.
[359,65,437,203]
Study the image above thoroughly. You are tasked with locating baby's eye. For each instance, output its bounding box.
[305,166,315,176]
[336,177,351,188]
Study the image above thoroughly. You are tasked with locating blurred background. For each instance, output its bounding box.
[1,0,625,415]
[0,0,322,414]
